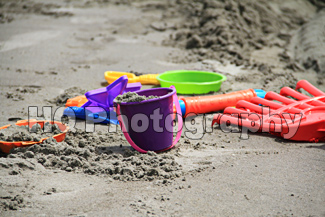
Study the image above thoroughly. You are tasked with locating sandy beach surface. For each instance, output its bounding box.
[0,0,324,216]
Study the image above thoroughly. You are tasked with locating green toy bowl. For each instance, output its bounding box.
[157,70,227,94]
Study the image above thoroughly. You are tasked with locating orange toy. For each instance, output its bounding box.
[179,89,257,116]
[65,95,88,108]
[0,119,69,153]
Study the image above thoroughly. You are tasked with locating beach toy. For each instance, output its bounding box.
[63,76,141,124]
[0,119,69,153]
[66,95,88,108]
[212,80,325,142]
[177,89,266,116]
[83,76,128,112]
[157,70,227,94]
[65,82,141,109]
[116,86,183,153]
[105,71,160,85]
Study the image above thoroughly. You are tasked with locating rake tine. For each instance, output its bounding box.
[237,117,261,131]
[224,107,247,115]
[224,107,262,121]
[308,97,325,106]
[280,87,309,100]
[265,91,313,110]
[250,97,283,110]
[296,80,325,96]
[211,114,222,126]
[236,100,274,114]
[265,91,296,104]
[212,114,239,126]
[281,87,325,106]
[218,114,262,131]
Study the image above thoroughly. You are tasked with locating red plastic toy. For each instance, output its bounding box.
[0,119,69,153]
[212,80,325,142]
[179,89,260,116]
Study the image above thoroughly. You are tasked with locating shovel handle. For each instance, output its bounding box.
[180,89,257,116]
[137,74,160,85]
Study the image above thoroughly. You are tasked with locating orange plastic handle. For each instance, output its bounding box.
[179,89,257,116]
[65,95,88,108]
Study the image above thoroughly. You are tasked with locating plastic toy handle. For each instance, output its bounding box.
[116,88,183,153]
[158,86,183,151]
[295,80,325,96]
[105,71,135,84]
[105,71,159,85]
[65,95,88,108]
[180,89,257,116]
[137,74,160,85]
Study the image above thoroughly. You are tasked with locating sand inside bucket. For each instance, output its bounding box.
[114,92,159,103]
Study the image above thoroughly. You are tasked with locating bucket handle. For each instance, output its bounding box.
[116,86,183,153]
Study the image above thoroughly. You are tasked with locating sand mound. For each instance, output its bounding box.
[4,130,183,182]
[164,0,307,66]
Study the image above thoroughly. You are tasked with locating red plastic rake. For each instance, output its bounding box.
[212,80,325,142]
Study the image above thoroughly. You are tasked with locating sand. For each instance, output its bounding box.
[0,122,62,142]
[114,92,159,103]
[0,0,324,216]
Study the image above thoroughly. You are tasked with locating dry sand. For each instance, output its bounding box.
[0,0,324,216]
